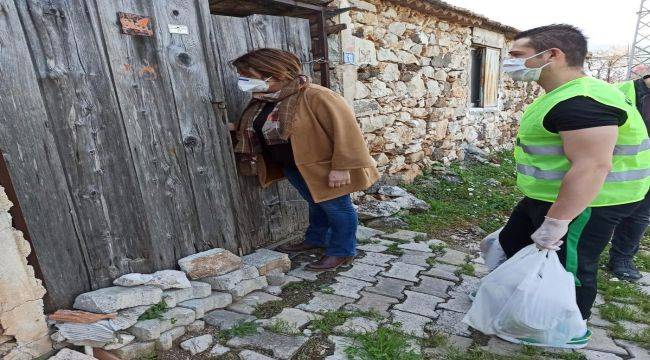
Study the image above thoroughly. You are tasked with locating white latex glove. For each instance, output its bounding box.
[531,216,571,251]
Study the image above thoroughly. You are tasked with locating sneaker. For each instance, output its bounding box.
[497,329,592,349]
[608,259,642,282]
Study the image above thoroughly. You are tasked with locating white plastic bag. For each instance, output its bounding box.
[480,227,507,271]
[463,244,586,348]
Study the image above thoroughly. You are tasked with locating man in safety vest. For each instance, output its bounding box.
[607,77,650,281]
[498,24,650,345]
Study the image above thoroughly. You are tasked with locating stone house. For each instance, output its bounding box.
[327,0,540,181]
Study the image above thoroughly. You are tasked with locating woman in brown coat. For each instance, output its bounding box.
[229,48,379,271]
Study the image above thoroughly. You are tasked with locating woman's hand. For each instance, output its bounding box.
[328,170,351,188]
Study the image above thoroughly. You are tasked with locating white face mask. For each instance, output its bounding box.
[503,50,551,82]
[237,76,271,92]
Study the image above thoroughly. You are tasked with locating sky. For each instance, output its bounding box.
[445,0,641,50]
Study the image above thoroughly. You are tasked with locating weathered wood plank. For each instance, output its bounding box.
[15,0,153,293]
[94,0,202,268]
[148,0,240,253]
[284,16,314,76]
[0,0,92,309]
[247,14,288,50]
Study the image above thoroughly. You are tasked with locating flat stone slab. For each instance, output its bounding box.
[423,263,460,282]
[429,310,470,336]
[639,271,649,286]
[204,309,256,330]
[162,281,211,307]
[209,344,230,356]
[297,292,353,313]
[381,262,424,282]
[339,263,383,282]
[381,230,428,242]
[454,274,480,295]
[438,291,472,313]
[287,265,319,281]
[437,249,468,266]
[423,335,472,357]
[180,334,213,355]
[345,291,399,317]
[364,276,410,300]
[357,243,388,253]
[613,339,649,360]
[200,265,259,291]
[231,276,268,299]
[394,290,443,318]
[356,226,385,240]
[73,286,163,314]
[51,348,97,360]
[228,291,281,315]
[333,317,378,334]
[178,291,232,318]
[128,307,195,340]
[356,252,397,267]
[157,326,185,351]
[242,249,291,276]
[585,327,628,356]
[226,330,309,359]
[412,276,454,299]
[110,341,156,360]
[178,248,242,279]
[330,276,372,299]
[481,337,526,356]
[390,309,431,338]
[397,239,445,253]
[261,308,321,331]
[398,250,432,267]
[326,336,356,360]
[578,349,625,360]
[239,349,275,360]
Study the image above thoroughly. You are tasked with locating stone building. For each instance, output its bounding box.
[328,0,540,181]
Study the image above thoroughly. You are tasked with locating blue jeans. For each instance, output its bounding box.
[282,167,357,257]
[609,191,650,263]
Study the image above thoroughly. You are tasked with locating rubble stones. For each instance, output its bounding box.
[242,249,291,276]
[227,291,281,315]
[230,276,268,299]
[178,248,242,279]
[180,334,213,355]
[156,326,185,351]
[357,200,401,220]
[204,310,256,330]
[178,292,232,318]
[200,265,259,291]
[73,286,162,314]
[226,331,309,359]
[50,348,97,360]
[111,340,156,360]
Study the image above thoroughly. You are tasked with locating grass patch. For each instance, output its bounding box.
[608,323,650,348]
[414,234,429,242]
[344,326,420,360]
[320,286,335,294]
[402,152,520,237]
[358,238,380,245]
[252,300,286,318]
[266,319,300,335]
[429,243,447,256]
[137,352,158,360]
[138,300,168,321]
[599,303,649,324]
[309,309,381,335]
[217,321,258,341]
[419,329,448,348]
[455,262,476,277]
[385,243,404,256]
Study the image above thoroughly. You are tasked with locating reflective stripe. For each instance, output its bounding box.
[518,138,650,156]
[605,168,650,182]
[517,164,650,182]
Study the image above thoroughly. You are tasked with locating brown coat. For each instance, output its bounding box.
[246,84,379,203]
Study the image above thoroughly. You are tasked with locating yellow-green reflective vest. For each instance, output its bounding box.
[514,76,650,206]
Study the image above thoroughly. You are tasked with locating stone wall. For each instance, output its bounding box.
[328,0,540,182]
[0,186,52,359]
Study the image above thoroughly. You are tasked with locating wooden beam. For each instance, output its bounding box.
[310,23,346,37]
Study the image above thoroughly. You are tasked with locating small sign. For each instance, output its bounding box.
[168,24,189,35]
[343,52,355,65]
[118,12,154,37]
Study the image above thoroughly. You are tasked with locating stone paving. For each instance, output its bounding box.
[148,227,649,359]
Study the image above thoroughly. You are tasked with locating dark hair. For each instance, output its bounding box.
[514,24,588,67]
[231,48,302,80]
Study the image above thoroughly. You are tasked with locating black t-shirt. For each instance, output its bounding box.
[634,75,650,131]
[252,102,297,169]
[543,96,627,133]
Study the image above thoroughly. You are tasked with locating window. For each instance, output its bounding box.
[470,46,501,108]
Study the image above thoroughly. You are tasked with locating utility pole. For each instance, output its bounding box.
[628,0,650,79]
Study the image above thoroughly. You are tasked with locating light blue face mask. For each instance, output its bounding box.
[237,76,272,92]
[503,50,551,82]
